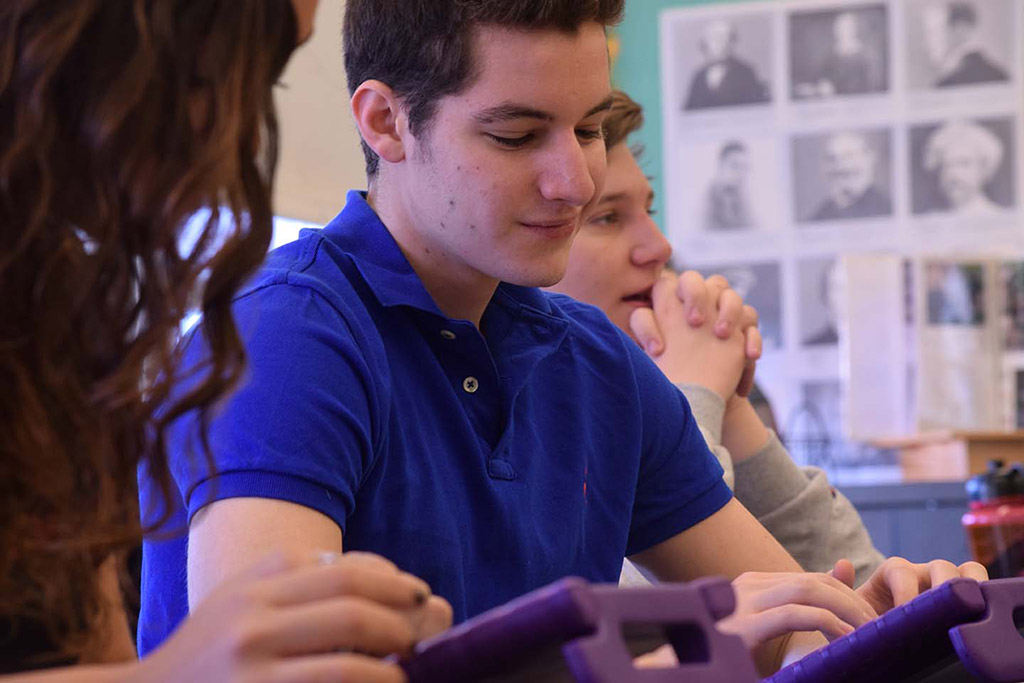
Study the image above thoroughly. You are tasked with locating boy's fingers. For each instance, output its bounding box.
[744,325,763,361]
[634,644,678,669]
[720,605,855,650]
[742,573,876,627]
[829,559,856,589]
[736,362,757,398]
[740,304,759,331]
[714,289,744,338]
[957,561,988,582]
[927,560,962,588]
[880,561,924,608]
[676,270,709,325]
[629,307,664,356]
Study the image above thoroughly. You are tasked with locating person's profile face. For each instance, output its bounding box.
[392,22,612,289]
[718,149,750,185]
[549,143,670,339]
[823,134,875,201]
[937,144,989,207]
[701,21,734,61]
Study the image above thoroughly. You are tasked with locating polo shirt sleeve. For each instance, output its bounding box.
[624,340,733,556]
[166,282,382,535]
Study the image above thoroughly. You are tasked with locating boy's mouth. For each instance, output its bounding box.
[622,287,653,306]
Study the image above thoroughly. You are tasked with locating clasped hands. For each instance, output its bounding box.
[628,269,761,401]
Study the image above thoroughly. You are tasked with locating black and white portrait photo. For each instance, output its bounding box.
[1002,263,1024,350]
[925,262,985,326]
[704,140,756,230]
[670,13,773,111]
[906,0,1013,90]
[789,4,889,100]
[698,262,783,349]
[910,118,1016,216]
[678,136,780,233]
[799,258,841,347]
[792,129,893,223]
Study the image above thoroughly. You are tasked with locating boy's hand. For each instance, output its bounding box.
[848,557,988,614]
[718,570,877,651]
[629,271,759,401]
[701,273,761,397]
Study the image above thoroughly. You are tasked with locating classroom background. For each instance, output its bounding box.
[265,0,1024,567]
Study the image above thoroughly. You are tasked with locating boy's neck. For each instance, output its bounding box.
[366,187,498,329]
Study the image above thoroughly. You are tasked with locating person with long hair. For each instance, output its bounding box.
[0,1,449,679]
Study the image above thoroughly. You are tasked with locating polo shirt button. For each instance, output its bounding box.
[440,329,456,340]
[462,376,479,393]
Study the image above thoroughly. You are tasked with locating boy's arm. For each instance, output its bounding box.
[187,498,342,610]
[725,396,885,584]
[683,386,886,584]
[629,495,987,674]
[628,498,831,674]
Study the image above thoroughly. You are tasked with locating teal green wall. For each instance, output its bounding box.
[613,0,768,223]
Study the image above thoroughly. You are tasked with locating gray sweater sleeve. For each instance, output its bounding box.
[678,384,886,587]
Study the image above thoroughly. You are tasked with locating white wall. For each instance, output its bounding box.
[274,0,366,225]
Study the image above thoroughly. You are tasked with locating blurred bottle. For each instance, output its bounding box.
[962,460,1024,578]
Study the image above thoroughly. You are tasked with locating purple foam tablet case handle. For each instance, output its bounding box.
[764,577,1024,683]
[764,577,987,683]
[401,576,758,683]
[949,578,1024,682]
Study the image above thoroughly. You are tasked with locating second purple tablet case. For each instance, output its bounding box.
[765,577,1024,683]
[401,576,759,683]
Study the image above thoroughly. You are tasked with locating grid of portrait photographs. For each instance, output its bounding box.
[659,0,1024,476]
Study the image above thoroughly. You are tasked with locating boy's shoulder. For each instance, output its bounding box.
[540,290,635,350]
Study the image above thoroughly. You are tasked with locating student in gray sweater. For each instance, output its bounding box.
[546,90,885,586]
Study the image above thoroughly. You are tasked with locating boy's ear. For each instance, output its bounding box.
[350,80,407,166]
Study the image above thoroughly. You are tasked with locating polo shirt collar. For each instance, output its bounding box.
[322,190,442,314]
[321,191,570,334]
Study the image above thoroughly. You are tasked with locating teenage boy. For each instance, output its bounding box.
[139,0,985,673]
[549,90,885,588]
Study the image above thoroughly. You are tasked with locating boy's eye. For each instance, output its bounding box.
[576,128,603,142]
[591,211,619,225]
[487,133,533,149]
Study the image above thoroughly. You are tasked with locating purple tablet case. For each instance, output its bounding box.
[401,576,758,683]
[765,577,1024,683]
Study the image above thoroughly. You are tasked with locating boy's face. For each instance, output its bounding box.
[391,22,613,288]
[547,142,671,338]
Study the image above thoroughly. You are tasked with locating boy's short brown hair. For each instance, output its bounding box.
[601,89,645,150]
[343,0,625,176]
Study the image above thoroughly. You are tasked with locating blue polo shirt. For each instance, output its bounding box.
[137,191,731,655]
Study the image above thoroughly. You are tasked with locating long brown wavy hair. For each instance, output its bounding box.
[0,0,297,662]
